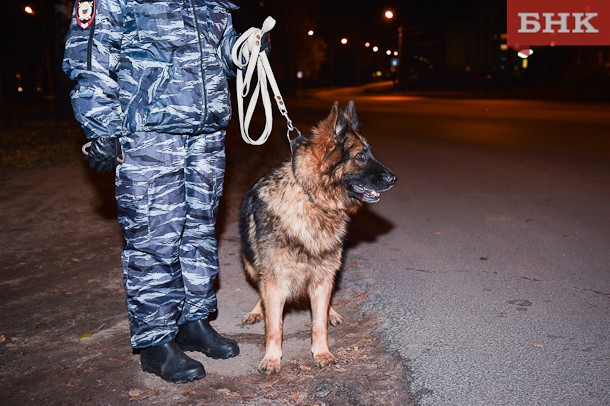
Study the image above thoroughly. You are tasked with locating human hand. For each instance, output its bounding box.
[82,137,124,173]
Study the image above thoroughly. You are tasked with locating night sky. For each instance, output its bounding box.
[1,0,607,101]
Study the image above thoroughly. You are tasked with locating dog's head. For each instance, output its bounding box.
[292,101,397,206]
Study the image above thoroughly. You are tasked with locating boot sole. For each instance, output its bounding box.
[141,364,206,383]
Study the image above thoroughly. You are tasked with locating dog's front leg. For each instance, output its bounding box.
[259,279,285,374]
[309,279,336,368]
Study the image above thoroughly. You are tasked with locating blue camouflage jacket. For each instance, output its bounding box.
[63,0,239,139]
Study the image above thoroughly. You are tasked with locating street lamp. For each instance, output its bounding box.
[517,48,533,70]
[384,9,403,88]
[517,49,533,58]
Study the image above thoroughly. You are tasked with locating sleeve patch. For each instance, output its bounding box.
[76,0,96,29]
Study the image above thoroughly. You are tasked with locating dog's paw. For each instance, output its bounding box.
[314,351,336,368]
[242,312,264,325]
[258,357,282,375]
[328,307,343,326]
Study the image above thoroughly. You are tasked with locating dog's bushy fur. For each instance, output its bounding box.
[239,101,396,374]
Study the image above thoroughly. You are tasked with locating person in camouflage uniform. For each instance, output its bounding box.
[63,0,244,383]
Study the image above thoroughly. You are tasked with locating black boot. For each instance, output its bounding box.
[140,341,205,383]
[175,319,240,359]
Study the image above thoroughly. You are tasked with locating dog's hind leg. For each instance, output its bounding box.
[242,298,264,324]
[259,279,286,374]
[309,279,337,368]
[328,306,343,326]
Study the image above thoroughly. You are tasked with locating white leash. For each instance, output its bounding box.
[231,16,300,146]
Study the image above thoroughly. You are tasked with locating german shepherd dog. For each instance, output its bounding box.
[239,101,396,374]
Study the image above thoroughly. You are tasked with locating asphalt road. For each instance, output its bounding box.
[3,87,605,405]
[288,87,610,405]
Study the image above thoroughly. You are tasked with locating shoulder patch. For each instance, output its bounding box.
[76,0,96,29]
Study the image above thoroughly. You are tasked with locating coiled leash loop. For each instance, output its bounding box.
[231,16,301,148]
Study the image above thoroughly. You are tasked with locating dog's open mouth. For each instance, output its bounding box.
[350,184,382,203]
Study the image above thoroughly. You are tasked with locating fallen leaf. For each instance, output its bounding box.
[78,332,94,341]
[184,389,197,397]
[128,389,145,400]
[532,343,545,348]
[235,288,242,292]
[0,335,5,344]
[298,363,312,371]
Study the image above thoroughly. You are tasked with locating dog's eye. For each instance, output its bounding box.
[354,152,366,161]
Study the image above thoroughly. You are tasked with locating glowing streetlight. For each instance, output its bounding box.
[365,42,371,48]
[340,37,348,45]
[24,5,34,15]
[372,46,379,52]
[517,49,534,58]
[307,30,314,36]
[384,9,404,88]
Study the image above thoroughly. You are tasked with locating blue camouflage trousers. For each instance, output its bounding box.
[115,131,225,349]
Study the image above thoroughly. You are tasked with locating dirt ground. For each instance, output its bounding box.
[0,104,416,405]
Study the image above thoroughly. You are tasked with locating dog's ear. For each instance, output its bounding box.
[331,101,348,142]
[345,100,360,130]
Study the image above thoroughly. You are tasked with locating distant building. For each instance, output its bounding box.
[440,4,610,86]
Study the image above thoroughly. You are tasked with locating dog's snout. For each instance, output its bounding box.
[383,170,397,186]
